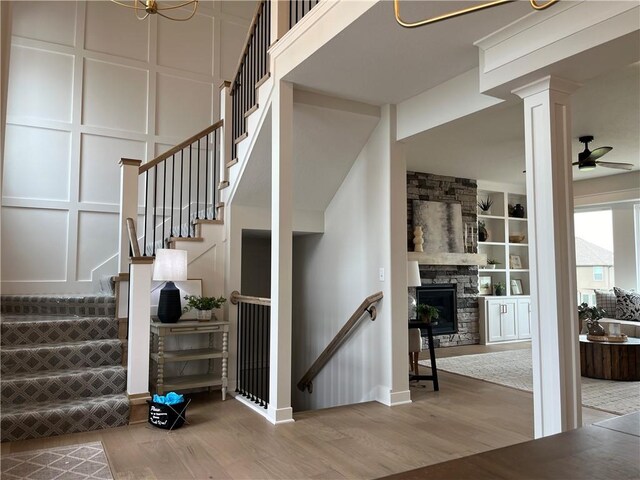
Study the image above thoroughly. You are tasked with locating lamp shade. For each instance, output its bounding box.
[407,260,421,287]
[153,249,187,281]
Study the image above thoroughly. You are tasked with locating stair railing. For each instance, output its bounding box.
[289,0,320,29]
[297,291,383,393]
[230,0,270,161]
[230,290,271,408]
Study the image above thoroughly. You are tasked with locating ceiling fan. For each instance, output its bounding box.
[574,136,633,171]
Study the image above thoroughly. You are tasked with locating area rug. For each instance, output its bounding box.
[1,441,113,479]
[420,349,640,415]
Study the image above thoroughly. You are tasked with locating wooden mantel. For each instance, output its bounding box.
[408,252,487,266]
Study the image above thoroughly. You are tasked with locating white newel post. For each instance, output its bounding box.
[271,0,289,45]
[269,79,294,424]
[219,81,232,182]
[513,77,582,438]
[118,159,141,274]
[127,257,153,420]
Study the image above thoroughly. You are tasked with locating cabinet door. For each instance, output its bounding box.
[501,300,518,341]
[487,301,504,342]
[517,299,532,339]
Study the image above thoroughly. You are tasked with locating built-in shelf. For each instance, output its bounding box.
[408,252,487,266]
[479,268,507,272]
[508,217,528,222]
[479,241,504,246]
[508,243,529,247]
[478,214,505,220]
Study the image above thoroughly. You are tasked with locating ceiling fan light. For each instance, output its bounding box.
[578,161,596,171]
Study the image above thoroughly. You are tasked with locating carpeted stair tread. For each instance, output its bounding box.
[1,295,115,316]
[0,393,129,442]
[1,315,118,346]
[1,365,127,405]
[1,339,123,374]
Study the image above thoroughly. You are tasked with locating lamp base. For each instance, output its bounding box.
[157,281,182,323]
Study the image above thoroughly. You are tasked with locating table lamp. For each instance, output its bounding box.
[153,249,188,323]
[408,260,421,320]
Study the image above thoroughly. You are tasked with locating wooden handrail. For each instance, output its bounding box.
[297,291,383,393]
[231,0,266,93]
[139,120,223,175]
[230,290,271,306]
[126,217,141,257]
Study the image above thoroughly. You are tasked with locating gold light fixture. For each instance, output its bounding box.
[110,0,199,21]
[394,0,559,28]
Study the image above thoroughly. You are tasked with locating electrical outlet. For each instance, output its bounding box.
[378,268,385,282]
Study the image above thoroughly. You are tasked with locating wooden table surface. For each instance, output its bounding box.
[382,412,640,480]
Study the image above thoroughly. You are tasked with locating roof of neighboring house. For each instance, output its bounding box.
[575,237,614,267]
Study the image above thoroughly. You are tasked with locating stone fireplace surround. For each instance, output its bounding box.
[407,172,480,347]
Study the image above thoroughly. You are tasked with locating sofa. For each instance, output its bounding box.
[590,288,640,337]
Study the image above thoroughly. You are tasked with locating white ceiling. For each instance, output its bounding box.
[405,62,640,184]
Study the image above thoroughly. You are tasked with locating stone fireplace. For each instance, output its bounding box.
[407,172,480,347]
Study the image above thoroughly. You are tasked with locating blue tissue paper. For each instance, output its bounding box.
[152,392,184,405]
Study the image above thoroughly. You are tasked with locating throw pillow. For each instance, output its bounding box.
[613,287,640,321]
[594,289,616,318]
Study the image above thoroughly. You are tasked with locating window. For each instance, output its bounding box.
[592,266,604,281]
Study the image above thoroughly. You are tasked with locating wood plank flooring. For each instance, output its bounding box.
[1,343,617,479]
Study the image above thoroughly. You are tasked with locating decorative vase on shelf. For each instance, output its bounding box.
[196,309,213,321]
[478,222,488,242]
[587,320,606,336]
[512,204,525,218]
[413,226,424,253]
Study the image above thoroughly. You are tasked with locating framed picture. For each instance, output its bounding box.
[510,254,522,269]
[511,279,523,295]
[479,276,493,295]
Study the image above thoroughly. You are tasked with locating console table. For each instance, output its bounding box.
[408,321,439,391]
[150,320,229,397]
[579,335,640,381]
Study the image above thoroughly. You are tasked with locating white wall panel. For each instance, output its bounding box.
[84,1,149,62]
[1,207,68,281]
[7,46,73,122]
[11,1,77,47]
[80,134,146,205]
[157,14,213,75]
[76,212,119,281]
[3,125,71,201]
[220,20,248,81]
[83,59,148,133]
[156,73,212,137]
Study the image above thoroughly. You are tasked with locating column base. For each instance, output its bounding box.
[128,392,151,425]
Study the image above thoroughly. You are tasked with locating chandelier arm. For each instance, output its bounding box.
[530,0,559,10]
[156,5,198,22]
[155,0,198,11]
[394,0,514,28]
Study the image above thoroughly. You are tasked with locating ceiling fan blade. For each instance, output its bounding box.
[572,161,579,166]
[595,161,634,171]
[586,146,612,161]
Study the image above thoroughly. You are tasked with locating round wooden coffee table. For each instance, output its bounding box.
[579,335,640,381]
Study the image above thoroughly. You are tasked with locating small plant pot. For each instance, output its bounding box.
[487,264,496,270]
[479,209,491,216]
[196,309,213,321]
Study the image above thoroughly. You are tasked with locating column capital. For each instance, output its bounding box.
[512,76,581,99]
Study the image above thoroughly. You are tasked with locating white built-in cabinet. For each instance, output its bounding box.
[480,296,532,344]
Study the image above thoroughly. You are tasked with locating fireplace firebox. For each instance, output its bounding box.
[412,284,458,336]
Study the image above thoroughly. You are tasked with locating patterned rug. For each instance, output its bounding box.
[1,441,113,479]
[421,349,640,415]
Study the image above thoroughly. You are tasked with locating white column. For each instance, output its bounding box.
[127,257,153,397]
[118,159,141,274]
[219,81,233,184]
[513,76,582,438]
[612,204,638,290]
[269,79,294,424]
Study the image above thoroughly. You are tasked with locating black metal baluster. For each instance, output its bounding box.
[162,160,166,246]
[243,303,249,397]
[179,150,184,237]
[170,154,175,237]
[196,138,201,219]
[253,304,259,403]
[213,130,218,219]
[265,305,270,405]
[153,166,157,256]
[236,302,241,394]
[143,171,149,255]
[188,144,192,236]
[204,134,209,219]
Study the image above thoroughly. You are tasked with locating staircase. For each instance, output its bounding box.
[0,295,129,442]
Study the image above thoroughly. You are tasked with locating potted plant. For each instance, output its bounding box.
[478,221,488,242]
[183,295,226,321]
[415,304,440,325]
[477,197,494,215]
[578,303,606,336]
[486,259,500,270]
[494,281,506,296]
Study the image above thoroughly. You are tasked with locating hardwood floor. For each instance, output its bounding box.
[1,343,617,479]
